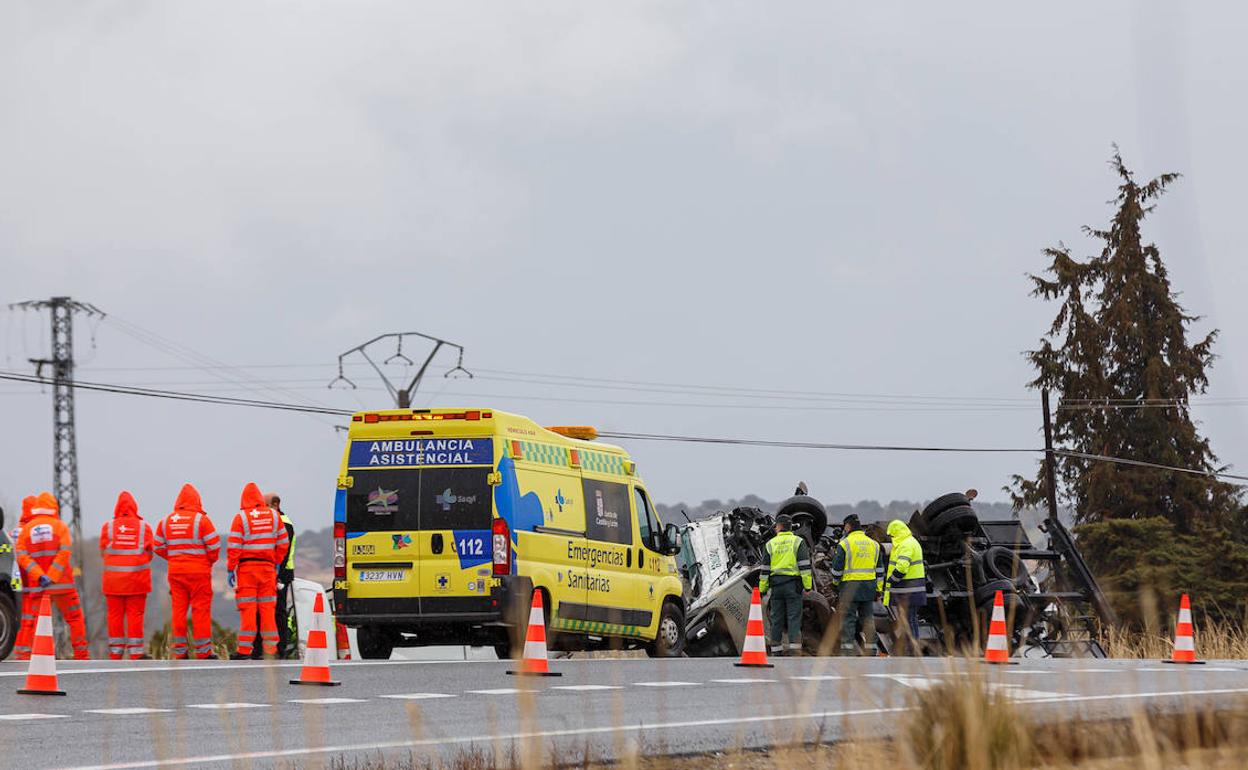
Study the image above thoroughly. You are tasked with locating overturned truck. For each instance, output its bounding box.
[676,489,1115,658]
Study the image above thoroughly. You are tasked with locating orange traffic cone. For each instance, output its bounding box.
[17,594,66,696]
[1164,594,1205,665]
[982,590,1017,665]
[735,587,774,668]
[334,613,352,660]
[290,593,341,686]
[506,591,561,677]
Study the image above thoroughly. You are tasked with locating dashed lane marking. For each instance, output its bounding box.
[710,678,778,684]
[84,708,174,715]
[289,698,368,705]
[0,713,70,721]
[467,688,535,695]
[551,685,621,692]
[186,703,269,710]
[380,693,457,700]
[633,681,700,687]
[788,675,847,681]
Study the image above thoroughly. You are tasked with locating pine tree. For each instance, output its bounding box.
[1012,149,1239,533]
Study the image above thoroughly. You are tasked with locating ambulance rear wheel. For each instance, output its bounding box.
[356,625,394,660]
[0,592,15,661]
[646,600,686,658]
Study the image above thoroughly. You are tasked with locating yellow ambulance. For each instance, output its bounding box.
[331,407,686,659]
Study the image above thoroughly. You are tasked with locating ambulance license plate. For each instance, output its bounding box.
[358,569,406,582]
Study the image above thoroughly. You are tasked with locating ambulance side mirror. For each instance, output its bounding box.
[662,523,682,556]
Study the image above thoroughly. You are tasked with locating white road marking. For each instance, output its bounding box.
[84,708,173,715]
[288,698,367,705]
[883,675,1068,700]
[60,687,1248,770]
[380,693,457,700]
[788,675,847,681]
[467,688,534,695]
[551,685,621,691]
[185,703,268,710]
[0,713,69,721]
[633,681,700,687]
[710,678,777,684]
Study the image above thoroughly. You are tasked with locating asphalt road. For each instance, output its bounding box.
[2,656,1248,769]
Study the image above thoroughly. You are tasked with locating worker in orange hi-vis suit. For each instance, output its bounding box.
[14,491,90,660]
[11,495,41,661]
[99,491,155,660]
[154,484,221,659]
[227,483,289,659]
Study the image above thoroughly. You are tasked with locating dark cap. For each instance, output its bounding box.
[775,513,793,527]
[842,513,860,527]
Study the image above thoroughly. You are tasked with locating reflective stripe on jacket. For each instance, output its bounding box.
[280,513,296,572]
[155,484,220,576]
[100,491,155,595]
[227,483,290,571]
[16,493,74,587]
[761,530,813,592]
[884,520,926,605]
[832,530,883,583]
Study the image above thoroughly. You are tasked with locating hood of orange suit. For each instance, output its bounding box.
[113,490,139,519]
[239,482,268,512]
[33,491,60,519]
[173,484,204,513]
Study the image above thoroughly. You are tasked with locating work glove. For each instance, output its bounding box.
[228,570,237,588]
[276,581,286,592]
[38,575,52,588]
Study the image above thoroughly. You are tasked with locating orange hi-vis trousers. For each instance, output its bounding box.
[15,587,89,660]
[106,595,148,659]
[169,573,214,659]
[236,561,278,656]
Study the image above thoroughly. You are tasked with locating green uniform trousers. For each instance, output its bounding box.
[767,577,803,653]
[836,581,877,656]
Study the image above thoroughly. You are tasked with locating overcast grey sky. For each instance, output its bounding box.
[3,2,1247,533]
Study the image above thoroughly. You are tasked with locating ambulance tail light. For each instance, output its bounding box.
[492,518,510,576]
[334,522,346,580]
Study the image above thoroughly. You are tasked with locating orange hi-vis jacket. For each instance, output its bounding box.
[227,483,289,570]
[15,492,75,590]
[99,491,155,596]
[155,484,220,576]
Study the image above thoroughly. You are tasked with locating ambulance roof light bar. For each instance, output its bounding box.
[547,426,598,441]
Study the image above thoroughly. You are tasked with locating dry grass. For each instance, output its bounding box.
[1099,617,1248,660]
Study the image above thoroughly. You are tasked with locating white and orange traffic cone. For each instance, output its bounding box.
[982,590,1017,665]
[290,592,342,686]
[17,594,66,696]
[1164,593,1205,665]
[734,587,774,668]
[335,614,352,661]
[506,591,561,677]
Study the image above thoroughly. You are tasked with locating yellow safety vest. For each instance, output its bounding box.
[836,530,881,582]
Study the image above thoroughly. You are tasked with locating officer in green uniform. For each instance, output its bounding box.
[759,514,812,656]
[829,514,884,656]
[884,519,927,656]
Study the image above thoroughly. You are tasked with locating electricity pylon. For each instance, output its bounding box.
[330,332,471,407]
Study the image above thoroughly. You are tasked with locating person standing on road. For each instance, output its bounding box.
[883,519,927,656]
[829,514,884,656]
[228,483,289,659]
[11,495,40,661]
[15,492,89,659]
[250,493,296,659]
[99,491,155,660]
[759,513,813,656]
[155,484,221,660]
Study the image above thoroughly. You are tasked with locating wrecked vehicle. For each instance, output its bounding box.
[677,488,1115,658]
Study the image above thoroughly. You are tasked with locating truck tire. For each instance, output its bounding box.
[646,600,686,658]
[982,546,1030,586]
[926,504,978,535]
[775,495,828,541]
[0,592,15,661]
[356,625,395,660]
[921,493,971,523]
[974,579,1019,607]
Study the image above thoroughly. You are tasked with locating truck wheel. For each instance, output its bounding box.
[926,504,978,535]
[0,592,15,661]
[982,545,1030,586]
[921,493,971,523]
[646,601,686,658]
[356,626,394,660]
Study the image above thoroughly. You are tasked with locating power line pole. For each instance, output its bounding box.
[9,297,106,625]
[330,332,471,407]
